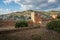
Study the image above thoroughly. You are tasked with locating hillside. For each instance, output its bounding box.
[0,10,60,21]
[0,10,33,21]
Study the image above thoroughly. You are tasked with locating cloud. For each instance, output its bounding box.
[0,8,4,10]
[3,0,12,5]
[0,8,12,15]
[3,0,60,11]
[3,0,48,10]
[0,8,23,15]
[3,0,21,5]
[48,0,57,3]
[45,7,60,11]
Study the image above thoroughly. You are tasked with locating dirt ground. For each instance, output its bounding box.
[0,26,60,40]
[0,22,60,40]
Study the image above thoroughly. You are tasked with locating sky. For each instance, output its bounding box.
[0,0,60,15]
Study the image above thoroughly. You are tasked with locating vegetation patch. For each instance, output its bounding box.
[46,20,60,32]
[57,15,60,19]
[15,20,28,28]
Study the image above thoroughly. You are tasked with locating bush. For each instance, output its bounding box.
[15,20,28,28]
[57,16,60,19]
[46,20,60,32]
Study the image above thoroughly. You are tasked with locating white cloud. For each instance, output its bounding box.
[3,0,12,5]
[0,8,12,15]
[48,0,57,3]
[3,0,48,10]
[6,9,12,13]
[45,7,60,11]
[0,8,2,11]
[14,0,21,3]
[22,5,33,10]
[25,0,32,3]
[0,9,3,15]
[3,0,21,4]
[3,0,60,11]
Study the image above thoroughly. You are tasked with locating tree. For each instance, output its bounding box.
[46,20,60,32]
[15,20,28,28]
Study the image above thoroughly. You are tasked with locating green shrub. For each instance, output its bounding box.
[15,20,28,28]
[57,16,60,19]
[46,20,60,32]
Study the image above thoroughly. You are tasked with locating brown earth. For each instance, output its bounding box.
[0,21,60,40]
[0,23,60,40]
[0,20,16,27]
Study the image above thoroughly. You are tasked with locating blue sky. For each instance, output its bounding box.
[0,0,60,15]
